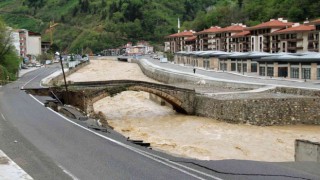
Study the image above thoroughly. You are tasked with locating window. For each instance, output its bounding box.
[251,63,257,72]
[317,68,320,80]
[259,67,265,76]
[302,68,311,79]
[243,63,247,72]
[267,67,274,77]
[290,67,299,78]
[220,61,227,71]
[231,63,236,71]
[203,60,210,69]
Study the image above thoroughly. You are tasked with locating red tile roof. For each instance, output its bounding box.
[217,25,245,33]
[166,31,194,38]
[196,26,221,34]
[185,36,196,41]
[246,20,293,30]
[231,31,250,37]
[308,19,320,25]
[272,25,315,34]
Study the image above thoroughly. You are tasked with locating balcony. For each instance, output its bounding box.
[308,38,319,42]
[308,46,319,51]
[263,47,270,51]
[287,38,303,42]
[287,46,303,50]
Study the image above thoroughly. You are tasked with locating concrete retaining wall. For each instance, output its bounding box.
[295,140,320,162]
[194,95,320,125]
[136,59,263,90]
[136,59,320,125]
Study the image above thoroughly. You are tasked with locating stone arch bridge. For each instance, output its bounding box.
[27,80,197,115]
[69,80,196,115]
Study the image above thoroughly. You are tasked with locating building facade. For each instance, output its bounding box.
[165,30,194,53]
[19,29,42,58]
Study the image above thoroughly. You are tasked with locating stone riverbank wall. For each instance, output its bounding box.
[136,59,320,125]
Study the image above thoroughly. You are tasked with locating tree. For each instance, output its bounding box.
[0,21,14,63]
[0,20,20,81]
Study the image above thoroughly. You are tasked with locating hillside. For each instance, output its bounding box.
[0,0,218,53]
[0,0,319,53]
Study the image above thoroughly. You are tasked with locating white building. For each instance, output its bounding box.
[19,29,42,58]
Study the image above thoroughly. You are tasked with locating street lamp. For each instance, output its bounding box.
[55,52,69,104]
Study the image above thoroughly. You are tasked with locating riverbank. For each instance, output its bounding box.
[67,58,320,162]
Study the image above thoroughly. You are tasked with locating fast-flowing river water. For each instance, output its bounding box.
[94,90,320,162]
[69,59,320,162]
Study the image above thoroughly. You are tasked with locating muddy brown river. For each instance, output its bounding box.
[69,59,320,162]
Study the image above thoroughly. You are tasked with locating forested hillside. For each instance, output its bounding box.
[0,0,319,53]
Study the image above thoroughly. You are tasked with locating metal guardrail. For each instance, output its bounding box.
[68,59,89,68]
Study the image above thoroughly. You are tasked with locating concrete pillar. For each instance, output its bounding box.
[257,63,260,75]
[247,59,252,73]
[311,63,317,80]
[198,58,203,68]
[288,63,291,79]
[235,60,238,72]
[227,59,232,71]
[274,62,278,77]
[210,57,219,70]
[299,63,302,79]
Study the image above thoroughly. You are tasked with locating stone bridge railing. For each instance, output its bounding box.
[68,80,197,114]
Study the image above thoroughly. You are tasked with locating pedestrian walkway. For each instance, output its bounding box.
[0,150,33,180]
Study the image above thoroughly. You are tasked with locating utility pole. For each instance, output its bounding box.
[56,52,69,104]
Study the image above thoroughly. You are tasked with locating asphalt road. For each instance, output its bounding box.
[0,65,319,180]
[144,56,320,90]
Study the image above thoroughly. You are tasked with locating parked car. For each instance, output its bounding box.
[21,64,28,69]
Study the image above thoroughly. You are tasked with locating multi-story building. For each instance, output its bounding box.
[10,29,21,56]
[19,29,42,58]
[185,36,196,52]
[270,23,315,53]
[214,24,246,52]
[246,18,293,53]
[169,18,320,81]
[230,31,250,52]
[165,30,195,53]
[307,19,320,52]
[195,26,221,51]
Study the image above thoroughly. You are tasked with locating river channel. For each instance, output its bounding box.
[68,58,320,162]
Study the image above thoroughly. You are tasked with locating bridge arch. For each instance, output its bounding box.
[127,85,188,114]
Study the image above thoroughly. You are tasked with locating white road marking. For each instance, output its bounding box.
[0,150,33,180]
[21,70,46,89]
[58,165,79,180]
[28,94,222,180]
[0,113,7,121]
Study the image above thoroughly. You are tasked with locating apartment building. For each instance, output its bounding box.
[230,31,250,52]
[215,24,246,52]
[307,19,320,52]
[270,24,315,53]
[245,18,293,53]
[19,29,42,58]
[169,18,320,81]
[195,26,221,51]
[165,30,194,53]
[185,36,196,52]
